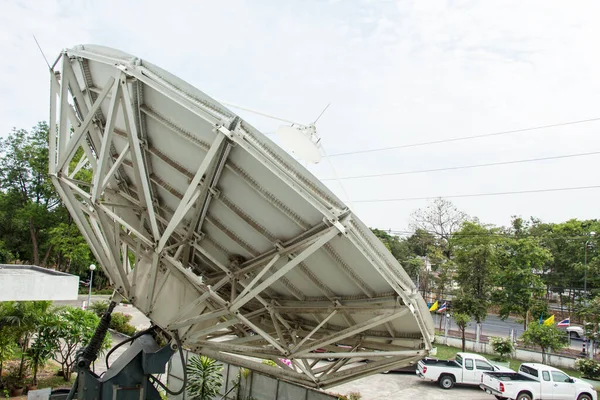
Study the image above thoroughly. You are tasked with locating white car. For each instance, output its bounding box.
[566,326,585,340]
[416,352,514,389]
[480,362,597,400]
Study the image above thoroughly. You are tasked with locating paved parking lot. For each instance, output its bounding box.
[329,372,492,400]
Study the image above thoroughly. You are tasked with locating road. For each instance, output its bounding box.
[432,313,584,351]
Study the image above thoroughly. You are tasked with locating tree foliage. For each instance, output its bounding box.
[494,224,553,329]
[452,221,500,323]
[47,306,112,380]
[0,301,52,379]
[0,123,110,287]
[490,336,514,361]
[0,123,59,265]
[453,312,471,352]
[521,323,567,363]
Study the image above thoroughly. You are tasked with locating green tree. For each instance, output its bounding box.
[0,301,52,379]
[48,307,112,380]
[577,296,600,359]
[453,312,471,352]
[521,323,567,363]
[49,222,95,275]
[490,336,514,361]
[0,123,59,265]
[495,233,553,330]
[406,229,437,257]
[26,313,59,385]
[371,229,412,263]
[452,221,500,324]
[403,257,424,283]
[0,325,18,387]
[186,355,223,400]
[531,219,600,314]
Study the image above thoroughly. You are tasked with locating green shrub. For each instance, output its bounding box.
[329,394,348,400]
[576,358,600,379]
[88,303,136,336]
[261,359,277,367]
[490,336,514,361]
[89,301,109,317]
[348,392,362,400]
[110,313,136,336]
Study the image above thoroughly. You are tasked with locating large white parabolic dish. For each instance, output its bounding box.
[48,45,434,389]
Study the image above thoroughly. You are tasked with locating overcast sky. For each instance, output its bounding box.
[2,0,600,233]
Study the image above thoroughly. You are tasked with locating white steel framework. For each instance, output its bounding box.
[48,45,434,389]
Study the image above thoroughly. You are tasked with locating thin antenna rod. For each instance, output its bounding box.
[218,100,302,126]
[313,103,331,124]
[33,35,51,70]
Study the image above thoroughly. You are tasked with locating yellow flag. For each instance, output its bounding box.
[429,300,439,312]
[543,315,555,326]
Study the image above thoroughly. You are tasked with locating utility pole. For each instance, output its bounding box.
[583,232,595,360]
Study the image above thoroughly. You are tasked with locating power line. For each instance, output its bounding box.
[353,185,600,203]
[387,230,598,240]
[321,151,600,181]
[328,117,600,158]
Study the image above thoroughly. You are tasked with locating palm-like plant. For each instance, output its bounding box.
[0,301,52,378]
[186,356,223,400]
[26,313,59,385]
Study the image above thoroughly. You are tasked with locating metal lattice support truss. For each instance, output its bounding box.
[48,45,435,389]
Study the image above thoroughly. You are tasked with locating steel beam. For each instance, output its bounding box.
[91,77,122,201]
[157,133,226,252]
[58,76,116,172]
[120,79,161,240]
[293,309,409,357]
[231,228,338,311]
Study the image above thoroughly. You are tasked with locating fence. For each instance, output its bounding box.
[434,334,580,369]
[166,349,338,400]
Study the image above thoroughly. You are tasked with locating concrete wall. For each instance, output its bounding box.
[0,265,79,301]
[435,335,578,369]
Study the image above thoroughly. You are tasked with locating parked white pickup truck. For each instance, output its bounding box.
[416,352,514,389]
[480,363,597,400]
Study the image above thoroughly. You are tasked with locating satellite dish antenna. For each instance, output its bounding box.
[275,103,330,164]
[276,123,322,163]
[218,100,328,164]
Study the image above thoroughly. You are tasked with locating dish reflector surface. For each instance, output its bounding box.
[276,125,322,163]
[48,45,434,388]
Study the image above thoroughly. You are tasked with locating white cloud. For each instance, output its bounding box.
[1,0,600,232]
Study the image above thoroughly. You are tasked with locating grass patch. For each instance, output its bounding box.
[37,374,74,390]
[432,344,583,378]
[36,362,75,390]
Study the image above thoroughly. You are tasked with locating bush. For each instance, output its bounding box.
[88,302,136,336]
[78,288,114,295]
[490,336,514,361]
[576,358,600,380]
[110,313,136,336]
[261,359,277,367]
[348,392,362,400]
[89,300,109,317]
